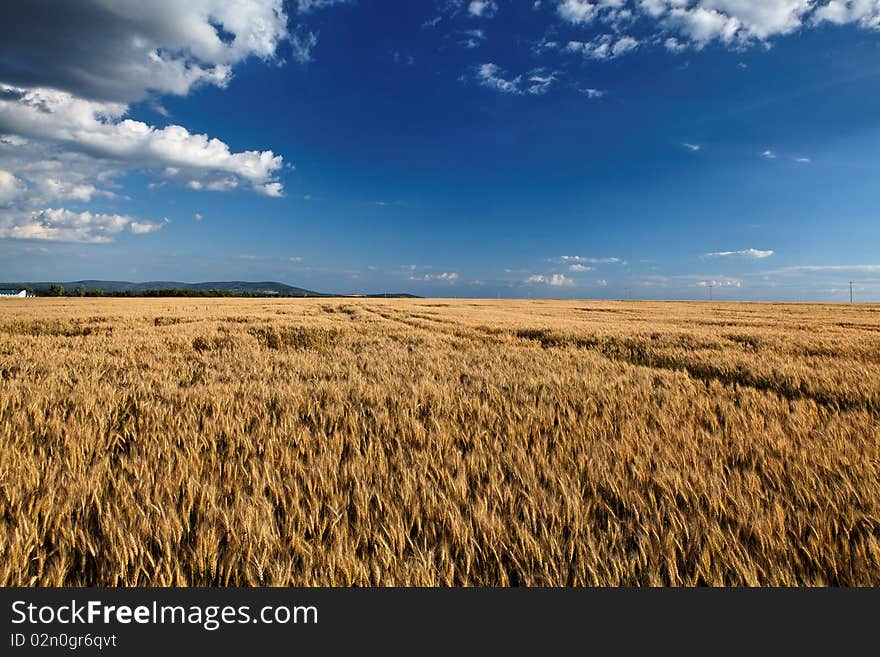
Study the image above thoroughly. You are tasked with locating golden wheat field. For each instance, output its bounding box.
[1,297,879,586]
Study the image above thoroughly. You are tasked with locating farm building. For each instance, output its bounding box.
[0,289,27,298]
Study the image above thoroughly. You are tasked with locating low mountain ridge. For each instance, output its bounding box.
[0,280,418,298]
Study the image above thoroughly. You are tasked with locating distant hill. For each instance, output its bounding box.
[0,280,419,298]
[1,280,328,297]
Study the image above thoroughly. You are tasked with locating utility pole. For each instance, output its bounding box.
[850,281,854,304]
[707,283,715,301]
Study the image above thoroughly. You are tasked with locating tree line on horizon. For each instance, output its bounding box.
[33,285,258,298]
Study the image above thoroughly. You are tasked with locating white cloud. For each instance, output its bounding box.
[410,272,460,282]
[0,1,292,234]
[704,248,774,259]
[811,0,880,27]
[0,84,284,196]
[468,0,499,17]
[291,30,319,64]
[0,139,128,208]
[0,169,26,205]
[683,142,701,151]
[0,207,160,243]
[667,7,744,46]
[569,263,594,272]
[762,149,777,159]
[33,177,115,203]
[194,213,203,221]
[566,35,640,60]
[582,88,606,98]
[0,1,289,104]
[260,182,285,197]
[558,0,599,24]
[595,278,608,286]
[474,64,560,95]
[296,0,353,14]
[475,63,522,94]
[130,218,170,234]
[612,35,640,56]
[526,273,575,286]
[793,156,812,163]
[664,37,688,52]
[550,1,880,54]
[526,71,558,95]
[700,0,811,40]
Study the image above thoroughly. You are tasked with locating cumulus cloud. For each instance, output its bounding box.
[0,169,26,205]
[33,177,116,204]
[549,2,880,54]
[0,84,285,203]
[569,263,594,272]
[0,1,289,104]
[470,1,880,91]
[582,88,606,98]
[0,208,163,243]
[0,0,291,235]
[130,218,170,234]
[664,37,688,52]
[468,0,499,17]
[704,248,775,259]
[0,139,127,208]
[558,0,599,24]
[260,182,286,198]
[611,35,640,56]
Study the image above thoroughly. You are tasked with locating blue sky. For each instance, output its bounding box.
[1,0,879,300]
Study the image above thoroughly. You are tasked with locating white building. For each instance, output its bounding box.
[0,289,27,298]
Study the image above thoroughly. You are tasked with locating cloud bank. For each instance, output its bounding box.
[0,0,290,242]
